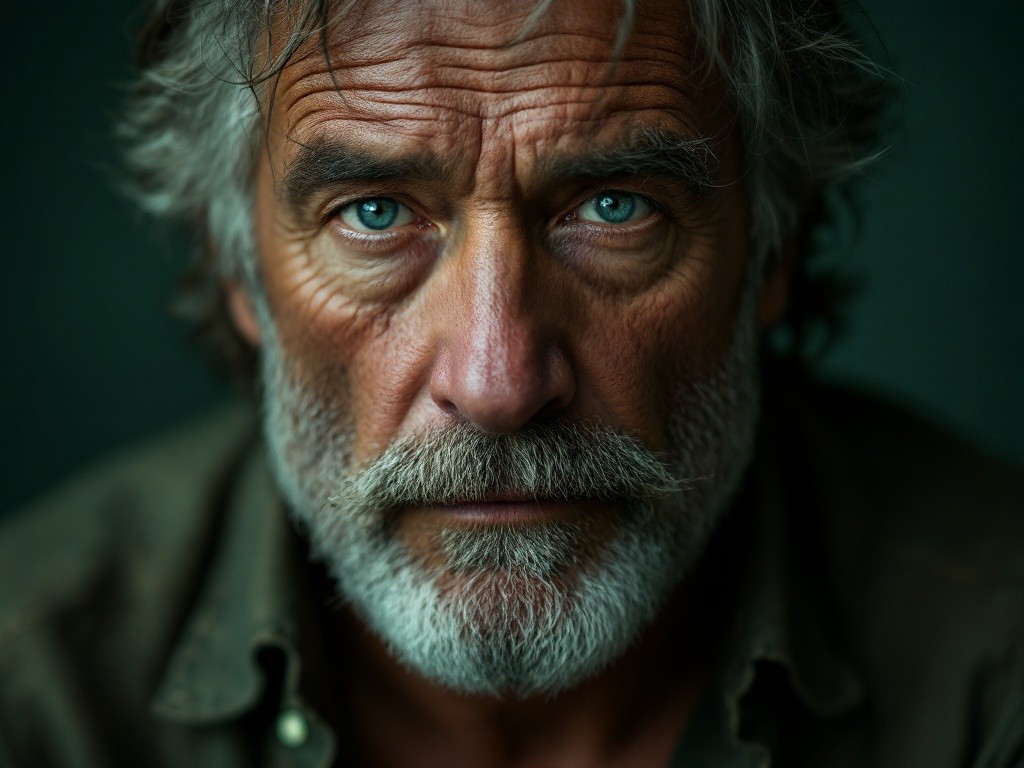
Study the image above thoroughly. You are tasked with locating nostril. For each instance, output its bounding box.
[433,395,460,418]
[534,396,564,423]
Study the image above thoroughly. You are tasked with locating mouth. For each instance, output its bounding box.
[431,494,604,525]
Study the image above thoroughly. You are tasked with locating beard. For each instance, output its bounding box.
[257,276,760,699]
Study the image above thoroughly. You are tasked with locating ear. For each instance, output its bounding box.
[224,280,263,346]
[756,242,796,330]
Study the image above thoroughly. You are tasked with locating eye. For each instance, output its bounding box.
[337,197,416,233]
[576,190,655,225]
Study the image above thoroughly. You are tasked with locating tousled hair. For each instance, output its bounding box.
[120,0,891,383]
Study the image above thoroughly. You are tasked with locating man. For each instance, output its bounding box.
[1,0,1021,765]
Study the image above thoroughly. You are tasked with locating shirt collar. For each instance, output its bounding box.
[731,430,866,718]
[149,438,341,768]
[673,396,867,764]
[150,440,300,722]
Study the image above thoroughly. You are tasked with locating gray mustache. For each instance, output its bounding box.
[328,420,687,518]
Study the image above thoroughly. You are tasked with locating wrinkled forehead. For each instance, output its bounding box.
[262,0,726,184]
[269,0,708,106]
[324,0,636,59]
[273,0,700,71]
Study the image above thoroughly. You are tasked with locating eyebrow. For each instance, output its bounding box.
[539,127,718,197]
[280,126,719,212]
[281,138,450,213]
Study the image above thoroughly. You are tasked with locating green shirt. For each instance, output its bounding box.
[2,383,1022,766]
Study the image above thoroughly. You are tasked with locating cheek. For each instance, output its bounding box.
[264,266,433,462]
[572,243,748,450]
[256,214,423,461]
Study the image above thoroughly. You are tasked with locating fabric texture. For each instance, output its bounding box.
[1,381,1022,767]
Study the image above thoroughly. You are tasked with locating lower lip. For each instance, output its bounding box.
[433,499,597,525]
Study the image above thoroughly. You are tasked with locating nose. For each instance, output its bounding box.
[428,220,576,433]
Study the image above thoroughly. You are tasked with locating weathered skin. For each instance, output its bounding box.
[227,0,785,764]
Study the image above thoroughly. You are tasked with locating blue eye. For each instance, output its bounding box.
[578,191,653,225]
[339,198,415,232]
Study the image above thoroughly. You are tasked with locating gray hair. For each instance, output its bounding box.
[120,0,889,377]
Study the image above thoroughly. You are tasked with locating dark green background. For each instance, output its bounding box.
[3,1,1022,513]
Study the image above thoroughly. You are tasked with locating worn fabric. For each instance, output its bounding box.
[1,382,1022,767]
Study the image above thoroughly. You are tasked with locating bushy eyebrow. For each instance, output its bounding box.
[281,137,450,213]
[537,127,718,197]
[280,127,718,212]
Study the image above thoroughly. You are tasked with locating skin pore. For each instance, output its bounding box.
[227,0,790,765]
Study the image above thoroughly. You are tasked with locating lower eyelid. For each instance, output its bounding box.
[329,224,406,243]
[325,223,444,258]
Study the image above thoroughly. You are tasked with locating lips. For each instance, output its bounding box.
[432,495,600,525]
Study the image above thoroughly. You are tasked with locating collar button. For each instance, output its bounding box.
[276,708,309,748]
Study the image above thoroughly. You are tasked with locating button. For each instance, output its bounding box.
[276,709,309,748]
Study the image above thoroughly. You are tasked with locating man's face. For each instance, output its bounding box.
[236,0,764,696]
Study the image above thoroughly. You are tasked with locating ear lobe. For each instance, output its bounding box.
[756,246,796,330]
[224,281,263,346]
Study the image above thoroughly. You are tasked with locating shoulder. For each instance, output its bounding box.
[781,381,1024,763]
[795,382,1023,581]
[0,405,258,762]
[0,405,258,637]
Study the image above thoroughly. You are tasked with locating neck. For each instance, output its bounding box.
[331,575,719,768]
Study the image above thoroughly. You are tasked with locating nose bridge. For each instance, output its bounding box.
[429,211,575,432]
[465,216,535,373]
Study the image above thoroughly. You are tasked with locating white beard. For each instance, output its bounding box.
[257,273,760,698]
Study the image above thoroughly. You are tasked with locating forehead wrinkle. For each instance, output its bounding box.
[277,79,701,143]
[268,1,699,119]
[409,0,619,57]
[280,52,695,107]
[272,43,696,134]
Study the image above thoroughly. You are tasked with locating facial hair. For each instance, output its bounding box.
[257,275,760,698]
